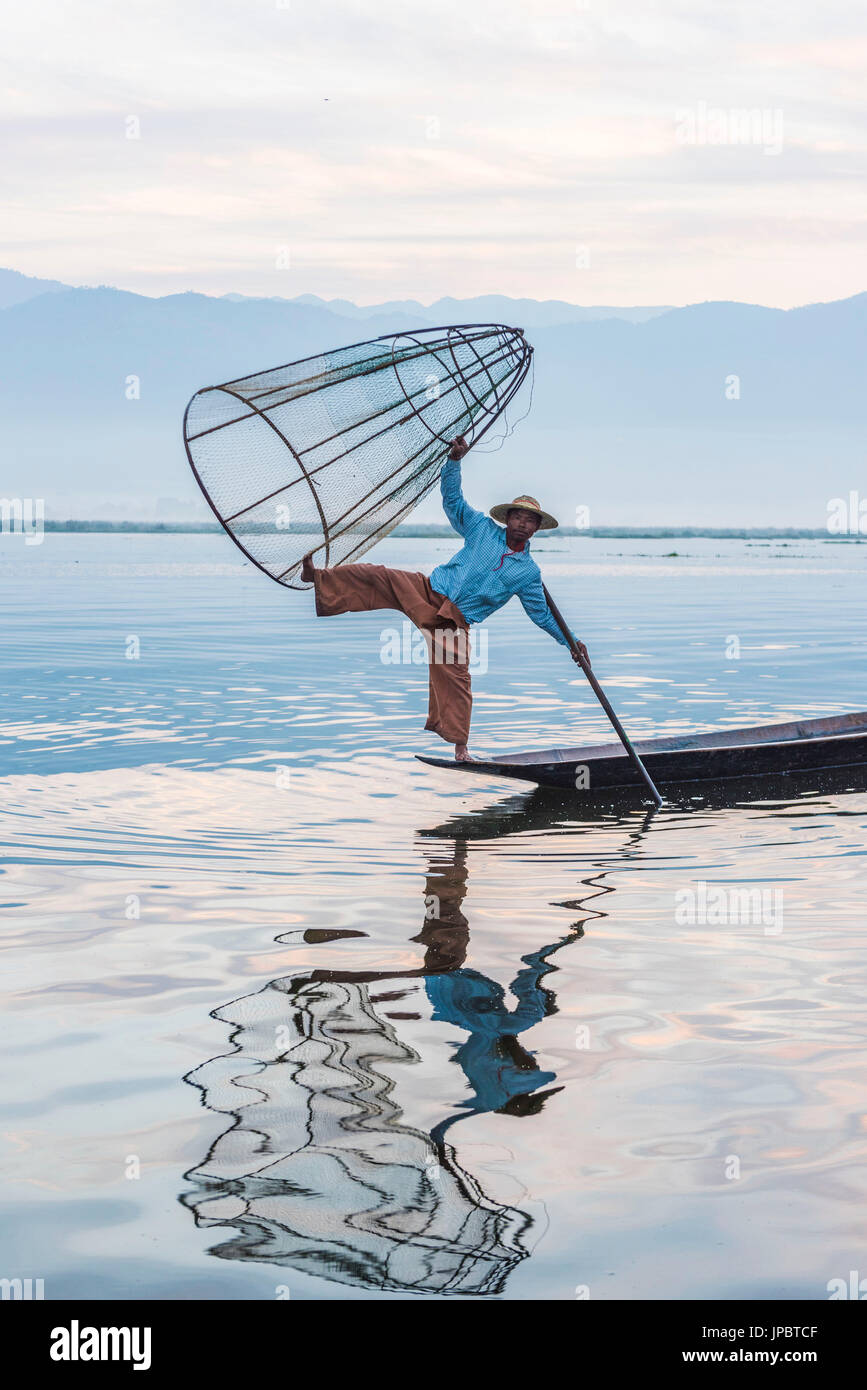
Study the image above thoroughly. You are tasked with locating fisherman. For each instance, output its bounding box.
[302,435,590,761]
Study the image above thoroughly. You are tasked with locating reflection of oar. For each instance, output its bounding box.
[542,584,664,807]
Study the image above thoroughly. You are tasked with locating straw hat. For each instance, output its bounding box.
[489,493,558,531]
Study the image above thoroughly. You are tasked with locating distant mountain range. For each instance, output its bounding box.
[230,292,673,327]
[0,267,74,308]
[0,268,863,525]
[0,269,672,326]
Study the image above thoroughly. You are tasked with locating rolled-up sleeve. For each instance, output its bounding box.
[440,459,483,536]
[519,578,572,647]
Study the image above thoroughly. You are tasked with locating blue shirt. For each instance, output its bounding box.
[429,459,571,646]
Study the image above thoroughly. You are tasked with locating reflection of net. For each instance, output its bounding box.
[183,324,532,589]
[182,976,531,1296]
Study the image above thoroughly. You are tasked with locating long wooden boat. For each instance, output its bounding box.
[416,711,867,793]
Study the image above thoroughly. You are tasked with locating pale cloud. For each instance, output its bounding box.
[1,0,865,305]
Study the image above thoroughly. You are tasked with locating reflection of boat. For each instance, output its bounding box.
[421,761,867,839]
[420,788,656,840]
[417,711,867,793]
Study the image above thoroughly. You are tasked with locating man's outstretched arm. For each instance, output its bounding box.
[440,436,484,537]
[519,581,591,665]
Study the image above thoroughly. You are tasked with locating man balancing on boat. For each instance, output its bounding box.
[301,435,590,762]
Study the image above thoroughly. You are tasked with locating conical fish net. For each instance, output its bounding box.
[183,323,532,588]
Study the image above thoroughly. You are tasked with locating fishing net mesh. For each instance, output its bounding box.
[183,324,532,588]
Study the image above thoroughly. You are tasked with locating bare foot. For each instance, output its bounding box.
[455,744,472,762]
[300,553,316,583]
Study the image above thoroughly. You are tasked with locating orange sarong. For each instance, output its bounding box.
[313,564,472,746]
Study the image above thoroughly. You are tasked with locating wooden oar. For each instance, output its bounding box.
[542,584,664,807]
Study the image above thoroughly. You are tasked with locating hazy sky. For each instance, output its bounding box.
[4,0,866,306]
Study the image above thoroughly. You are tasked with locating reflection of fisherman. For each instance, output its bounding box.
[181,836,580,1296]
[418,839,571,1140]
[302,436,590,762]
[320,843,572,1139]
[426,944,564,1147]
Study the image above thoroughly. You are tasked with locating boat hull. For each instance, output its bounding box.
[416,712,867,793]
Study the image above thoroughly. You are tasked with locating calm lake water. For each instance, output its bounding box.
[2,532,866,1300]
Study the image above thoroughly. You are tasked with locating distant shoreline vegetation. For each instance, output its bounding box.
[38,521,862,540]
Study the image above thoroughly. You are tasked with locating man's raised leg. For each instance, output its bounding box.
[305,559,436,625]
